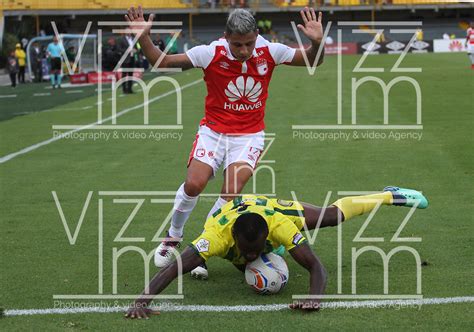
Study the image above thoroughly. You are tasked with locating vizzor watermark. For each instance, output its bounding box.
[290,190,423,302]
[51,132,278,301]
[50,20,187,135]
[292,21,424,139]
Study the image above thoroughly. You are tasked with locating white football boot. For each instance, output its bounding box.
[154,232,181,268]
[190,263,208,280]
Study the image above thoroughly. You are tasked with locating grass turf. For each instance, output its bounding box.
[0,52,473,330]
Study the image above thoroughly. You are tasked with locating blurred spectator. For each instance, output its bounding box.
[30,42,44,82]
[153,34,166,52]
[6,50,19,88]
[103,37,120,71]
[21,38,29,50]
[65,46,79,73]
[415,28,423,41]
[443,33,450,40]
[118,33,138,94]
[270,31,279,43]
[207,0,218,9]
[257,19,272,34]
[165,33,179,55]
[264,19,272,34]
[15,43,26,84]
[376,31,386,43]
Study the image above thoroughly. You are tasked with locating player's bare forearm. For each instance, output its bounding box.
[138,34,193,70]
[132,247,204,308]
[306,41,324,66]
[126,5,193,70]
[138,34,162,68]
[290,44,324,67]
[289,243,327,311]
[308,255,327,299]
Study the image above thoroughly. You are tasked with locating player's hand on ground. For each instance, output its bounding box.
[289,299,321,312]
[124,305,160,319]
[125,5,155,37]
[297,7,324,44]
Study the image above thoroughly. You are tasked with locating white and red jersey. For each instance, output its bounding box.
[467,27,474,45]
[186,35,296,134]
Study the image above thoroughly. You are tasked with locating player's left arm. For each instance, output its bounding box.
[289,7,325,67]
[288,242,327,311]
[125,247,204,319]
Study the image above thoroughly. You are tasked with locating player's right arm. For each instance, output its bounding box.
[125,6,194,70]
[288,242,327,311]
[125,247,204,319]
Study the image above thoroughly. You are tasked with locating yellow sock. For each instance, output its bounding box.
[332,192,393,221]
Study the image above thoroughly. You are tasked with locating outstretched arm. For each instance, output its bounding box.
[290,7,325,67]
[288,242,327,311]
[125,247,204,319]
[125,6,194,70]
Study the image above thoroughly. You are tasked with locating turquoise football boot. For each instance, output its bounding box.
[383,186,429,209]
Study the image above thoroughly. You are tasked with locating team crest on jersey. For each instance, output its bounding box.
[195,239,210,253]
[219,61,229,69]
[256,58,268,76]
[196,148,205,157]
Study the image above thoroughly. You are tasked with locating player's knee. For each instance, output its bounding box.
[326,206,342,224]
[184,179,206,197]
[220,182,245,199]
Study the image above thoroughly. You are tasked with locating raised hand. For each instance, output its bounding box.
[125,5,155,37]
[297,7,324,44]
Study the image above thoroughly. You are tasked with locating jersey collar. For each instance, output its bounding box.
[223,39,258,62]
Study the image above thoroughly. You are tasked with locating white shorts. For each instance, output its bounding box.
[468,44,474,54]
[187,126,265,175]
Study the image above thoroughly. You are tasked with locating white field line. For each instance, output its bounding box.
[4,296,474,317]
[65,90,84,94]
[29,105,94,114]
[0,79,203,164]
[33,93,51,97]
[0,94,17,98]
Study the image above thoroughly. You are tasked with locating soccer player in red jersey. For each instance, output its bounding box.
[125,6,325,278]
[466,22,474,69]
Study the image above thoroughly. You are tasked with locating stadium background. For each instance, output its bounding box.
[1,0,473,64]
[0,0,473,330]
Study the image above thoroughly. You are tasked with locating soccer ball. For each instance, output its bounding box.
[245,252,289,294]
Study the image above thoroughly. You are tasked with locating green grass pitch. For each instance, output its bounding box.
[0,53,473,330]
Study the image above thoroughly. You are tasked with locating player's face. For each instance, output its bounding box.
[235,235,266,262]
[225,31,258,62]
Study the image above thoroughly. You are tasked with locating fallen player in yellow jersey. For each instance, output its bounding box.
[125,186,428,319]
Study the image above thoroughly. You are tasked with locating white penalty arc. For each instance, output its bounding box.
[4,296,474,317]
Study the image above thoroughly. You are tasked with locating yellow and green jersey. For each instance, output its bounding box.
[190,195,307,265]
